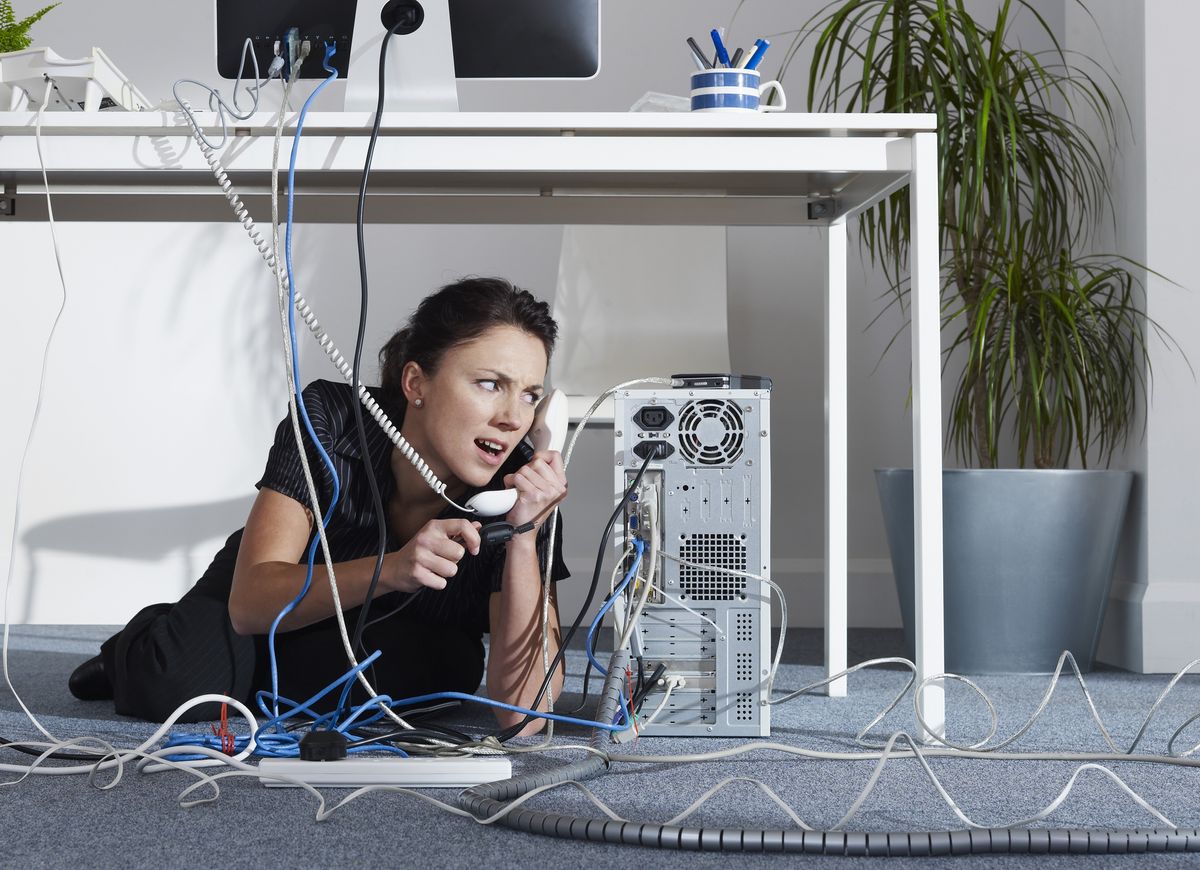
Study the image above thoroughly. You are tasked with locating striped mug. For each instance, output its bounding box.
[689,68,786,113]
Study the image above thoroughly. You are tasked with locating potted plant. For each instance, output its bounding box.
[782,0,1173,672]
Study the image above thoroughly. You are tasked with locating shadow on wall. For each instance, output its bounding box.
[19,496,255,623]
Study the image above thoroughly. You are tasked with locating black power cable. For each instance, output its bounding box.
[630,663,666,713]
[493,450,655,742]
[343,13,417,710]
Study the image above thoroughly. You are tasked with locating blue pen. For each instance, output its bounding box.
[745,37,770,71]
[710,28,731,67]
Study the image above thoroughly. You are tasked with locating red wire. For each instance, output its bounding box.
[210,702,235,755]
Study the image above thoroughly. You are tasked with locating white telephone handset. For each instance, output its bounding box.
[465,389,568,516]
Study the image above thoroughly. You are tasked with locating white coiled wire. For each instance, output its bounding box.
[177,100,471,514]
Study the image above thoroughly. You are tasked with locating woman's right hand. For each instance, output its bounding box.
[385,519,482,594]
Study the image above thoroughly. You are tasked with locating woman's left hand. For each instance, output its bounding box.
[504,450,567,528]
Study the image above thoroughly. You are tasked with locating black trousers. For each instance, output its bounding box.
[100,530,485,723]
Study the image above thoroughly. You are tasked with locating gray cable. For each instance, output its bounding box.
[173,38,270,150]
[456,651,1200,855]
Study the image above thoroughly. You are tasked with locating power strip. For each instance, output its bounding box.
[259,756,512,789]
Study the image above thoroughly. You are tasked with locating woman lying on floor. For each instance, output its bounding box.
[68,277,568,737]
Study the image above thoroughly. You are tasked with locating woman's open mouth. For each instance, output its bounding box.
[474,438,506,465]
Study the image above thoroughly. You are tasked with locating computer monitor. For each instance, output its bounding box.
[215,0,600,111]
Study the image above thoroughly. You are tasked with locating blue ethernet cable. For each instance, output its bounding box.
[586,538,644,678]
[269,76,641,739]
[255,650,379,735]
[353,691,635,733]
[267,41,344,722]
[336,538,649,738]
[585,539,642,729]
[171,600,640,758]
[162,650,388,761]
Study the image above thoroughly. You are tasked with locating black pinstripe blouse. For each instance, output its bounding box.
[254,379,569,637]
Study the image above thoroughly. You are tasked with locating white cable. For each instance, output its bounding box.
[531,376,681,737]
[164,763,620,825]
[179,96,676,746]
[183,84,686,745]
[659,550,787,695]
[663,776,811,829]
[261,58,417,735]
[1,79,80,744]
[638,676,682,731]
[175,102,472,515]
[912,651,1200,757]
[172,38,271,151]
[627,495,1200,764]
[646,582,724,636]
[445,742,1182,835]
[0,84,295,781]
[527,377,682,745]
[616,485,658,653]
[0,694,259,778]
[611,649,1200,765]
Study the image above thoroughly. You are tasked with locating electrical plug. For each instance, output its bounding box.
[299,730,347,761]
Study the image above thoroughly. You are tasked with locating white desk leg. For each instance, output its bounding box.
[824,218,848,697]
[910,131,945,740]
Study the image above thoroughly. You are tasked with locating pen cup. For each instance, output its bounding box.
[689,68,786,113]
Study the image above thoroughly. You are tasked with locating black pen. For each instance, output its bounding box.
[686,36,713,70]
[730,47,744,68]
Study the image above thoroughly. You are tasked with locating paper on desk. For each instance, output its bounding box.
[629,91,690,112]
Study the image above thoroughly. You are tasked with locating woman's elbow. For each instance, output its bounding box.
[226,589,261,636]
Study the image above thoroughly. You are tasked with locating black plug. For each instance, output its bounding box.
[480,522,516,547]
[479,520,539,547]
[381,0,424,34]
[631,663,667,712]
[299,730,347,761]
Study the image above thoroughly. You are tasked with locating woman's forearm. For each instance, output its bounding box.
[486,536,563,735]
[229,554,392,636]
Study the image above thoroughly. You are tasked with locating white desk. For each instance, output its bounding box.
[0,111,946,736]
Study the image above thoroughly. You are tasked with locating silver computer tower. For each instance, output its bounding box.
[613,377,771,737]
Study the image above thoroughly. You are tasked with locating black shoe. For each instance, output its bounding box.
[68,655,113,701]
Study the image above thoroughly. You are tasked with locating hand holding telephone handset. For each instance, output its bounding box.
[465,388,568,515]
[382,392,565,596]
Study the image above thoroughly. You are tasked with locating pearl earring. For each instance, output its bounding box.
[413,398,424,408]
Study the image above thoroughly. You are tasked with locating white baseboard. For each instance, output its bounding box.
[770,558,900,628]
[1099,579,1200,672]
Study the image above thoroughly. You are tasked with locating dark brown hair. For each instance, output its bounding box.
[379,277,558,407]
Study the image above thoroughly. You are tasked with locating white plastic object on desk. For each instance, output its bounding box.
[0,46,150,112]
[465,390,568,516]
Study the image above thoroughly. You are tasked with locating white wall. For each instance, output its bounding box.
[1080,0,1200,672]
[1141,2,1200,669]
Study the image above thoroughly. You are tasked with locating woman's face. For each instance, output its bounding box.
[405,325,549,491]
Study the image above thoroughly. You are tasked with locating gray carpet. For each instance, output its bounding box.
[2,625,1199,868]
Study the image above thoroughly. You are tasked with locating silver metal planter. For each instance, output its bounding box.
[876,469,1133,673]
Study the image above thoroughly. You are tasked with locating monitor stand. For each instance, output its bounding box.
[345,0,459,112]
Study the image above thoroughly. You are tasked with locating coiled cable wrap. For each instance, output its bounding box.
[460,647,627,809]
[458,649,1200,855]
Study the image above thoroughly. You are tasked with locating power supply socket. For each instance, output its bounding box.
[259,756,512,789]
